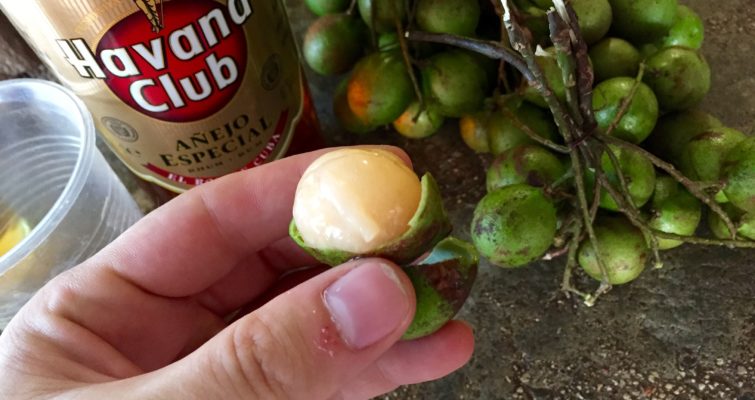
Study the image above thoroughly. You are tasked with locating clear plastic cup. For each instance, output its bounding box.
[0,79,143,328]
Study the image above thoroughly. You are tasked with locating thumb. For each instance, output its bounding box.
[132,258,415,399]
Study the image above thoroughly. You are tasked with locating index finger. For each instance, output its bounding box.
[93,146,411,298]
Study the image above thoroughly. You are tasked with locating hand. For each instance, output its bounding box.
[0,147,474,400]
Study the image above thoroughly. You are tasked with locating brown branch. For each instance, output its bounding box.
[650,230,755,249]
[499,108,570,153]
[604,63,645,138]
[405,31,535,82]
[394,20,424,119]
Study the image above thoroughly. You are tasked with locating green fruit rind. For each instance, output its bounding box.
[578,216,649,285]
[488,96,560,155]
[459,112,491,153]
[422,51,491,118]
[608,0,678,44]
[402,237,479,339]
[290,173,452,266]
[643,47,711,111]
[416,0,481,36]
[593,77,659,144]
[346,51,413,127]
[589,38,641,82]
[333,78,375,134]
[486,144,566,192]
[645,110,723,161]
[679,127,747,182]
[587,145,656,211]
[657,5,704,50]
[358,0,405,32]
[303,15,367,76]
[722,137,755,214]
[708,203,755,241]
[393,102,445,139]
[305,0,349,16]
[471,184,558,267]
[647,176,702,249]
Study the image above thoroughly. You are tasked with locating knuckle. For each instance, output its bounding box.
[226,313,308,398]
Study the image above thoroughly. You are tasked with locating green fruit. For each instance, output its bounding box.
[346,51,413,127]
[488,97,560,155]
[291,174,452,266]
[377,32,400,51]
[571,0,613,44]
[305,0,349,16]
[393,102,445,139]
[486,144,566,192]
[333,78,375,134]
[522,51,566,108]
[643,47,711,111]
[708,203,755,241]
[644,110,723,161]
[416,0,480,36]
[403,237,478,339]
[647,175,702,249]
[638,43,660,60]
[608,0,678,43]
[578,216,649,285]
[471,184,558,267]
[422,50,491,117]
[520,6,550,46]
[589,38,641,82]
[679,127,747,181]
[303,15,368,76]
[722,137,755,214]
[358,0,405,33]
[657,5,704,50]
[587,145,656,211]
[593,77,659,144]
[459,112,491,153]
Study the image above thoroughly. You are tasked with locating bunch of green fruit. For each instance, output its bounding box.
[302,0,754,303]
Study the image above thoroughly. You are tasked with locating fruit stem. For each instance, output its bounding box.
[603,63,646,138]
[346,0,358,16]
[560,219,590,300]
[404,31,535,83]
[650,230,755,249]
[394,19,424,119]
[598,133,739,239]
[499,107,570,153]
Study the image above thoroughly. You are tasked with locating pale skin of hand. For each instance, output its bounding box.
[0,146,474,400]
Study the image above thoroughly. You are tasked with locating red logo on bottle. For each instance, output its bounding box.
[56,0,253,123]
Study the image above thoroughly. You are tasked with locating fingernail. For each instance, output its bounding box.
[324,261,411,350]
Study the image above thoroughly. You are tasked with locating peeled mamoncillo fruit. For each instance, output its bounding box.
[647,176,702,249]
[290,149,477,339]
[290,148,452,265]
[486,144,566,192]
[579,216,649,285]
[471,184,558,267]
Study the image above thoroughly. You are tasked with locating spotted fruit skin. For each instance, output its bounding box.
[579,216,649,285]
[471,184,558,267]
[403,237,478,340]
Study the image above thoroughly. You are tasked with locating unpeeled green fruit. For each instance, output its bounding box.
[587,145,656,211]
[593,77,659,144]
[358,0,405,32]
[644,109,723,162]
[303,15,367,76]
[305,0,349,16]
[393,102,445,139]
[608,0,678,44]
[679,127,746,181]
[643,47,710,111]
[488,97,560,155]
[657,5,704,50]
[589,37,641,82]
[647,176,702,249]
[579,216,649,285]
[525,0,612,44]
[416,0,481,36]
[708,203,755,241]
[422,50,491,117]
[459,112,491,153]
[722,137,755,214]
[486,144,566,192]
[471,184,557,267]
[342,50,413,128]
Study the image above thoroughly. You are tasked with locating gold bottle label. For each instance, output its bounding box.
[0,0,304,192]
